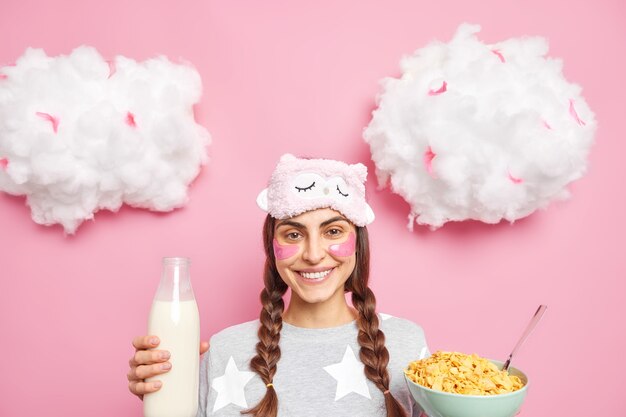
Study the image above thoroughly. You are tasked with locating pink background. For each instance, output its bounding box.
[1,1,624,416]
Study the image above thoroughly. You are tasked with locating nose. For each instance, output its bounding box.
[302,234,326,264]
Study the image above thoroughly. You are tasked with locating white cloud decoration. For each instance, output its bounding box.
[0,46,210,234]
[364,24,596,230]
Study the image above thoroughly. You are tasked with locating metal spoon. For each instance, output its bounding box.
[502,305,547,371]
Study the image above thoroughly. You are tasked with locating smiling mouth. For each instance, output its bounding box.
[297,268,334,280]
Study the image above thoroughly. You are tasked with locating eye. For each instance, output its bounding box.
[286,231,302,241]
[326,228,344,238]
[336,184,349,197]
[295,182,316,192]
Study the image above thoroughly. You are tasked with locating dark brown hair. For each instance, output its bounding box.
[243,215,407,417]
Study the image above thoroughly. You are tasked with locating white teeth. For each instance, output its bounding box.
[300,269,332,280]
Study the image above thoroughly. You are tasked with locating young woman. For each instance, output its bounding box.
[128,154,429,416]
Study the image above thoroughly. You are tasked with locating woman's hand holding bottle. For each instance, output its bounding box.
[127,335,209,400]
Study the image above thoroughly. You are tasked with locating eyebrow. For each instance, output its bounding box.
[275,216,350,230]
[275,220,305,229]
[320,216,350,227]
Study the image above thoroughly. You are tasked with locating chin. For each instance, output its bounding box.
[297,292,332,304]
[294,287,339,305]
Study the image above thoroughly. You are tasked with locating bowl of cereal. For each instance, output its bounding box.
[404,351,528,417]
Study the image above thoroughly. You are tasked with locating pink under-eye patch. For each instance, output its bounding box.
[273,238,299,260]
[329,232,356,257]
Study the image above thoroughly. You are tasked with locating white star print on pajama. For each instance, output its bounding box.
[198,313,430,416]
[323,345,371,400]
[211,356,256,412]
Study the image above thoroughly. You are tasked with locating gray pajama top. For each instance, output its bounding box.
[197,314,429,417]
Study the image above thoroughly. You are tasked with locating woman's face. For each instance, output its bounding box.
[273,208,357,305]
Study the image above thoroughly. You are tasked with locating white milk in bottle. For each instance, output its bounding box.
[144,257,200,417]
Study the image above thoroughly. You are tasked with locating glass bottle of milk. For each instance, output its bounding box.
[144,257,200,417]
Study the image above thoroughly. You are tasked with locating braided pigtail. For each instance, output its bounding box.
[243,216,287,417]
[347,227,408,417]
